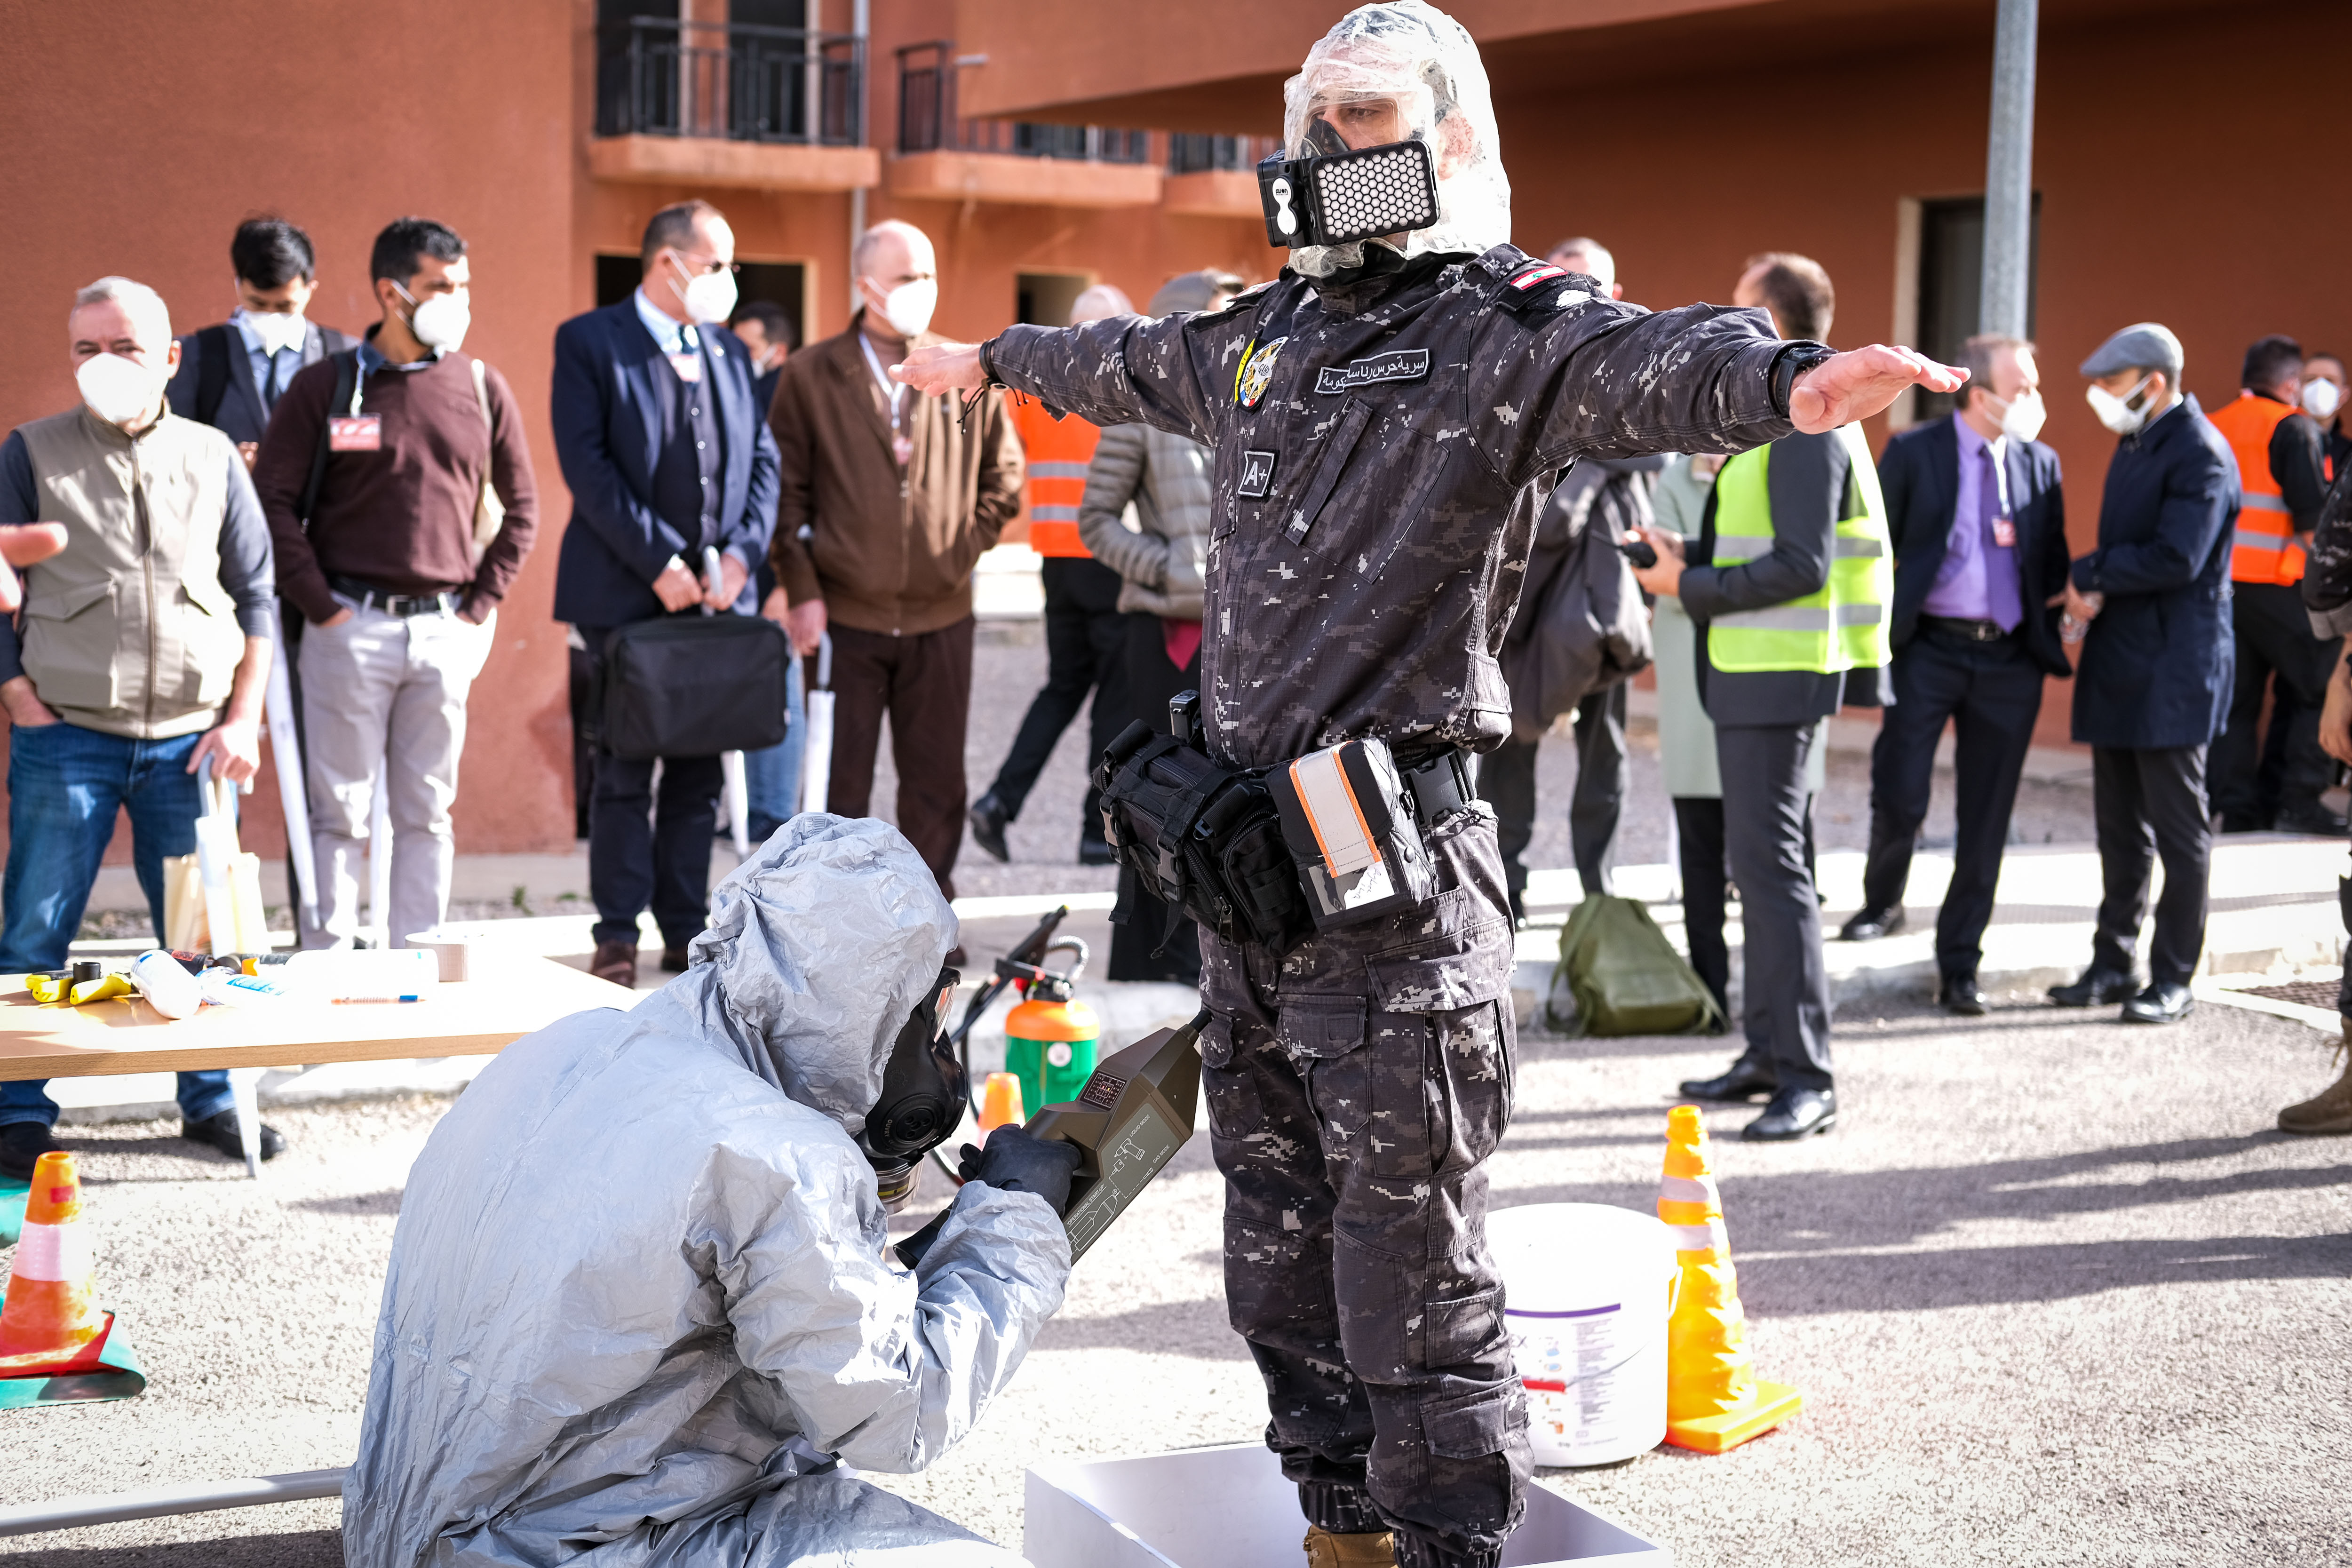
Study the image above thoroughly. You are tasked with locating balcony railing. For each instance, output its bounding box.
[596,16,863,146]
[1168,134,1282,175]
[897,42,1149,163]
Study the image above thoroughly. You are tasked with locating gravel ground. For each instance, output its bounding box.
[20,619,2349,1566]
[3,993,2347,1566]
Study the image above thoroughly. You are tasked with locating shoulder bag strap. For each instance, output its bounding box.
[194,324,235,427]
[297,350,359,527]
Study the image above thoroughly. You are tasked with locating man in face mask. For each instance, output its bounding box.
[551,199,781,986]
[2208,334,2341,835]
[167,216,359,470]
[2302,351,2349,480]
[768,220,1022,918]
[255,216,540,959]
[342,814,1079,1568]
[1843,334,2074,1014]
[0,276,282,1176]
[894,6,1962,1562]
[2045,323,2237,1026]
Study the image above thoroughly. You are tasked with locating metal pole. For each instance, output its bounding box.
[0,1469,347,1536]
[849,0,870,314]
[1979,0,2038,339]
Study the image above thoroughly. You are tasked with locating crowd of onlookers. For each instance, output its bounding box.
[2,200,2347,1181]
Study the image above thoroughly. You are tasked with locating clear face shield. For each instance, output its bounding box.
[1260,1,1510,279]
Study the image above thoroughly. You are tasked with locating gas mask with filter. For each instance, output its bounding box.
[1263,0,1510,280]
[855,966,965,1212]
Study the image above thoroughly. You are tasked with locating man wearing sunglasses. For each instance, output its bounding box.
[552,199,781,987]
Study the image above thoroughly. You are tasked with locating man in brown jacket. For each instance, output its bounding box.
[767,220,1021,899]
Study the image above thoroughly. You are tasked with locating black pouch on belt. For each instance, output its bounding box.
[1095,714,1312,955]
[1266,735,1438,933]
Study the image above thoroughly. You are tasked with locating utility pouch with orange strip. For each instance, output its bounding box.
[1267,735,1437,933]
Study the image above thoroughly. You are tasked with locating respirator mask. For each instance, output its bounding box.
[1257,121,1441,254]
[855,966,966,1212]
[2086,374,2157,435]
[2304,378,2343,421]
[392,282,470,353]
[76,352,168,430]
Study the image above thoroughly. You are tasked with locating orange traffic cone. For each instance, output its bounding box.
[977,1071,1026,1136]
[0,1152,109,1373]
[1658,1105,1801,1452]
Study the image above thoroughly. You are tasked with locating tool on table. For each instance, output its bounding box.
[162,756,269,955]
[702,545,752,858]
[895,1010,1205,1268]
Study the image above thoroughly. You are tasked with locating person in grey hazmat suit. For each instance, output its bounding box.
[895,7,1964,1564]
[342,814,1081,1568]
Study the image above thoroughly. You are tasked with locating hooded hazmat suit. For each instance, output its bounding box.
[343,815,1070,1568]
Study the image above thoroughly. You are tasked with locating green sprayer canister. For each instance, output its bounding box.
[1003,938,1097,1114]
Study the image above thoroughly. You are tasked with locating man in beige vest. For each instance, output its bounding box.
[0,277,284,1178]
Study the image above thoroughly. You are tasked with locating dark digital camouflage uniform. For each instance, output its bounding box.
[989,243,1807,1568]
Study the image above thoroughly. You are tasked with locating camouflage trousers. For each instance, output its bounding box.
[1198,806,1529,1568]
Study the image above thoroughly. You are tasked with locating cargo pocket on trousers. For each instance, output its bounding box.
[1417,1383,1530,1538]
[1200,1016,1263,1143]
[1281,996,1377,1170]
[1425,1286,1505,1372]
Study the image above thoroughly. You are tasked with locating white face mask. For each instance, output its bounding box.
[237,308,308,358]
[2086,374,2156,435]
[391,281,470,352]
[1988,388,2047,445]
[871,277,937,339]
[76,351,168,428]
[2304,379,2343,420]
[669,252,739,326]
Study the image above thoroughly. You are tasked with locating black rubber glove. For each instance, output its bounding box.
[955,1124,1085,1217]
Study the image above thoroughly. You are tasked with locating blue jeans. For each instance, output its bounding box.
[0,722,233,1127]
[740,645,805,843]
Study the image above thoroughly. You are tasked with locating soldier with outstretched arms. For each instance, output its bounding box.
[895,7,1962,1563]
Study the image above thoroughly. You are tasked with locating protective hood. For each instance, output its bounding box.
[686,813,956,1138]
[1280,0,1510,279]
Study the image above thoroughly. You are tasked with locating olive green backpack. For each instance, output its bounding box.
[1544,894,1724,1037]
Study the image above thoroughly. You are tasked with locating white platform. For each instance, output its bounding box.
[1024,1443,1669,1568]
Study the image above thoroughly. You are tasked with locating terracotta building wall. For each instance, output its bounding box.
[0,0,582,864]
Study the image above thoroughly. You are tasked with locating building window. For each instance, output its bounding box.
[1905,193,2041,424]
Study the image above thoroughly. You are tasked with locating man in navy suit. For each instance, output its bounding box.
[552,199,779,987]
[1841,334,2073,1013]
[167,216,358,467]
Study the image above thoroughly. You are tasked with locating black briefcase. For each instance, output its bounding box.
[598,614,790,761]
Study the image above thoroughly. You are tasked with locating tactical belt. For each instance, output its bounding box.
[1095,704,1475,955]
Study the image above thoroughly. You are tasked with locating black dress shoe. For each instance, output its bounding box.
[0,1121,65,1180]
[660,947,692,973]
[182,1110,287,1162]
[1678,1056,1779,1102]
[2048,965,2137,1007]
[1742,1086,1836,1141]
[1939,972,1989,1016]
[968,792,1011,863]
[1078,836,1116,867]
[1838,907,1906,942]
[2120,981,2195,1024]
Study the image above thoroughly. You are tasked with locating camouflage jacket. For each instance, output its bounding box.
[985,243,1815,769]
[2305,460,2352,637]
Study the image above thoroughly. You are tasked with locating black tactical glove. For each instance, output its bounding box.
[956,1124,1085,1217]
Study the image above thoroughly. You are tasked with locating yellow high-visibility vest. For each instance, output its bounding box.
[1707,424,1893,675]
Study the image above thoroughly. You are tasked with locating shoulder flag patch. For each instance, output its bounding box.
[1510,263,1568,292]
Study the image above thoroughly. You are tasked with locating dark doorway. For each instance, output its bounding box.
[1914,194,2041,422]
[1016,272,1090,329]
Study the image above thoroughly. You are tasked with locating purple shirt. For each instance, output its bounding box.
[1920,412,2023,629]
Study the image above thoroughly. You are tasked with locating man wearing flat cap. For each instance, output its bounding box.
[2047,323,2237,1025]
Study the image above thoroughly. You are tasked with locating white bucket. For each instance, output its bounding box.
[1486,1202,1679,1467]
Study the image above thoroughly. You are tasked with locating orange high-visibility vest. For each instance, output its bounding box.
[1009,393,1100,557]
[2211,390,2304,584]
